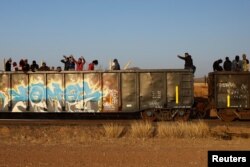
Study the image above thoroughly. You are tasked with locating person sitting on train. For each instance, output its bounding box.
[88,60,98,70]
[177,52,196,73]
[19,59,25,70]
[56,66,62,72]
[38,62,50,71]
[30,60,39,72]
[111,59,120,70]
[13,62,18,71]
[22,59,30,72]
[242,54,249,72]
[223,57,232,71]
[232,55,243,72]
[213,59,223,71]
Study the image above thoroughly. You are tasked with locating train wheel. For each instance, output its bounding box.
[173,109,190,121]
[141,109,157,122]
[154,109,172,121]
[217,109,236,122]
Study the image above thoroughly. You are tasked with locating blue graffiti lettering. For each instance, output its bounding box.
[47,83,64,101]
[1,80,103,112]
[65,84,82,103]
[83,82,102,101]
[29,83,46,103]
[9,86,28,102]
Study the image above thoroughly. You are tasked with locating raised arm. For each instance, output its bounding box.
[177,55,185,60]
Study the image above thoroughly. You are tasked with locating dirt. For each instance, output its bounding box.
[1,123,250,167]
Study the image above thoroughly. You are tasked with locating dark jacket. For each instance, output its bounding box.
[178,55,193,69]
[5,61,11,71]
[111,59,120,70]
[30,63,39,72]
[223,60,232,71]
[61,59,70,71]
[213,59,223,71]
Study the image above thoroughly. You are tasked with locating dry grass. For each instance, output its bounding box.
[130,121,154,138]
[0,121,213,144]
[157,121,210,138]
[103,123,125,138]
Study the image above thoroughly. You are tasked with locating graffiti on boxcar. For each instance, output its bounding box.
[217,82,248,98]
[217,82,249,107]
[149,100,163,108]
[29,83,47,112]
[47,83,64,112]
[102,74,119,111]
[64,82,103,112]
[103,89,119,111]
[217,82,236,89]
[0,91,9,111]
[150,91,163,108]
[0,81,103,112]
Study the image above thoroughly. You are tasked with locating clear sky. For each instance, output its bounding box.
[1,0,250,77]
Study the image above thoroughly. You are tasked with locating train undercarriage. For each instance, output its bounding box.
[141,108,191,121]
[215,108,250,122]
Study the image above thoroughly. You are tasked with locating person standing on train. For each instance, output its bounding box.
[223,57,232,71]
[88,60,98,70]
[177,52,196,73]
[111,59,120,70]
[61,55,70,71]
[242,54,249,72]
[68,55,75,71]
[73,56,86,71]
[232,55,243,72]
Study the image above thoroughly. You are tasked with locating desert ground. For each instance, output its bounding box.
[1,82,250,167]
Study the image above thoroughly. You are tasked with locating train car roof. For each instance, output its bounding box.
[0,69,193,74]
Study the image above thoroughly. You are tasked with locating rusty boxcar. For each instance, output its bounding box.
[208,71,250,121]
[0,69,194,121]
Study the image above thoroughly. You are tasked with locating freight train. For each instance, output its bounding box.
[208,71,250,121]
[0,69,250,121]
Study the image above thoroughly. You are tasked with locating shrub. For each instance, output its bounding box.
[157,121,210,138]
[130,121,154,138]
[103,123,124,138]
